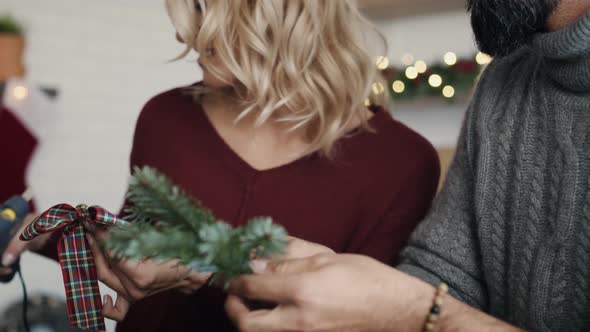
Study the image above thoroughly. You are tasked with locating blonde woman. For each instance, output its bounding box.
[2,0,440,331]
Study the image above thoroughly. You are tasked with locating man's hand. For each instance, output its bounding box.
[226,254,433,332]
[227,253,526,332]
[0,213,49,275]
[86,229,211,321]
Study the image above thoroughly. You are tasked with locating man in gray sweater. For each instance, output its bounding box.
[226,1,590,331]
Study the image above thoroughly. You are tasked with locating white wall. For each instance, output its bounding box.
[5,0,201,210]
[0,2,474,330]
[376,11,476,66]
[2,1,201,330]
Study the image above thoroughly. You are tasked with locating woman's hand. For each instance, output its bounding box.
[86,229,211,321]
[1,214,49,275]
[284,236,335,259]
[248,236,334,279]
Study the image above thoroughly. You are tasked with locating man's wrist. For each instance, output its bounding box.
[387,273,438,332]
[436,292,525,332]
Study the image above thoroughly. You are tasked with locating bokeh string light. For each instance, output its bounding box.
[444,52,457,66]
[366,51,493,103]
[414,60,428,74]
[442,85,455,98]
[428,74,443,88]
[475,52,493,65]
[405,66,419,80]
[392,80,405,94]
[13,85,28,100]
[376,56,390,70]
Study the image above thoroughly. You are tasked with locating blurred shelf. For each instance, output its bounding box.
[359,0,466,19]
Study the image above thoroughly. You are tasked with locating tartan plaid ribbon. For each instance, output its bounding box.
[20,204,126,331]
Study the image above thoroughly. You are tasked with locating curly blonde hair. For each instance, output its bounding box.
[166,0,386,156]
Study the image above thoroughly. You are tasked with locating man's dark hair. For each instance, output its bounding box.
[467,0,559,56]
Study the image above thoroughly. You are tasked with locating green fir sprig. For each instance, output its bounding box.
[104,166,288,282]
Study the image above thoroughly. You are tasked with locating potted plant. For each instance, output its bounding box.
[0,15,25,81]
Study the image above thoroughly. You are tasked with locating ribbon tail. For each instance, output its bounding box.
[58,224,106,331]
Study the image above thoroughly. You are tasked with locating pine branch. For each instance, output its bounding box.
[124,166,216,233]
[105,166,288,282]
[104,222,215,271]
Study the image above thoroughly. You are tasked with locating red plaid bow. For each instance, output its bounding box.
[20,204,126,331]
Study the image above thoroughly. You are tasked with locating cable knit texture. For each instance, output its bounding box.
[399,12,590,331]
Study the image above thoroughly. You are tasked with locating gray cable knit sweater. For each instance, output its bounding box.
[398,12,590,332]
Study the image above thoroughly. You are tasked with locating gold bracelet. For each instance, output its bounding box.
[423,282,448,332]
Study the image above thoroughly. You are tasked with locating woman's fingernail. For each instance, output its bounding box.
[85,234,94,246]
[249,259,268,273]
[2,253,15,267]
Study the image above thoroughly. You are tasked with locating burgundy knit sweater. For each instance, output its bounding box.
[43,85,440,331]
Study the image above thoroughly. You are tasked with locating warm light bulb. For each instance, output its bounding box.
[13,85,28,100]
[444,52,457,66]
[372,82,385,95]
[476,52,492,65]
[401,53,414,66]
[414,60,427,74]
[428,74,443,88]
[442,85,455,98]
[405,66,419,80]
[392,80,405,93]
[376,56,389,70]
